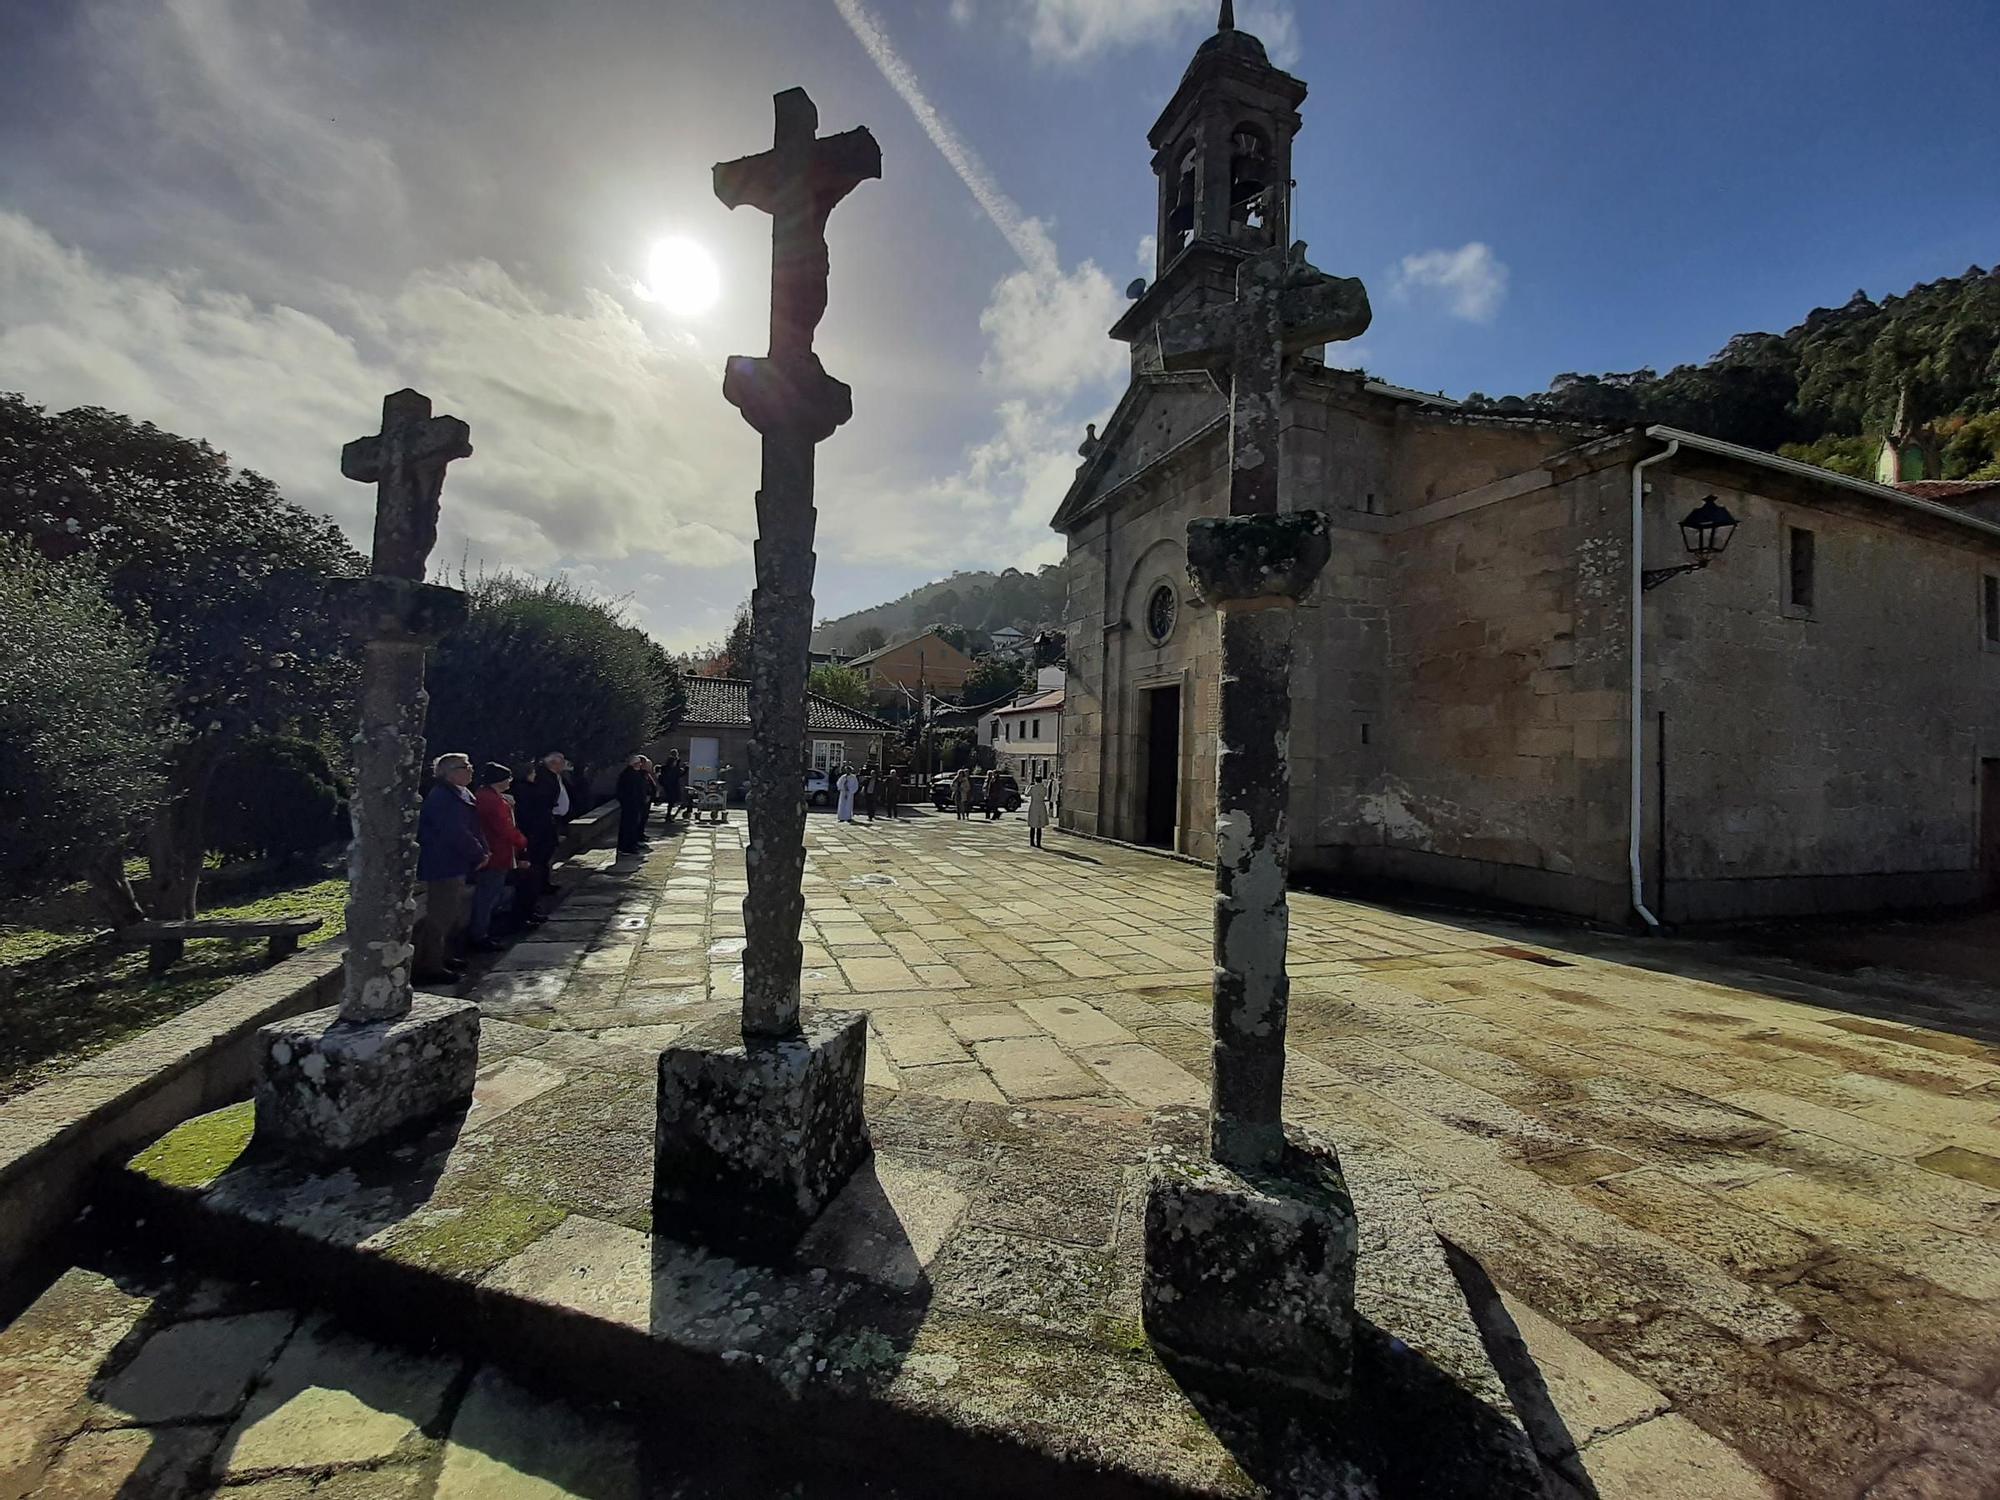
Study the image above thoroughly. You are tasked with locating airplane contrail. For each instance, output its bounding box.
[832,0,1056,278]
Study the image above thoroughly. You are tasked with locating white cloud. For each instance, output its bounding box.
[1390,242,1510,324]
[978,228,1127,395]
[0,212,755,574]
[1010,0,1299,67]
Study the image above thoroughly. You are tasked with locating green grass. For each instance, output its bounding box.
[0,869,346,1103]
[129,1100,257,1188]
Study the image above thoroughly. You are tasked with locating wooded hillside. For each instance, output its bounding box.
[812,564,1066,656]
[1463,264,2000,480]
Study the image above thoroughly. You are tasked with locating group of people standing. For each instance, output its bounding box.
[413,749,583,986]
[831,765,901,823]
[944,766,1053,848]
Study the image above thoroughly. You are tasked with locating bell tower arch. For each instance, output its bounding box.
[1120,3,1310,364]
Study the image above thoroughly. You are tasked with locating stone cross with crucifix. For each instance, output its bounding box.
[1140,242,1374,1402]
[253,388,481,1160]
[653,89,881,1252]
[717,86,881,1039]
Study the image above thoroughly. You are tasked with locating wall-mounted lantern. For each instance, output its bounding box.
[1643,494,1739,591]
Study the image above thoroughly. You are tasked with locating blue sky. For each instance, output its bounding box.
[3,0,1996,650]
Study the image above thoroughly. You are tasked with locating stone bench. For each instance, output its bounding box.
[114,916,326,975]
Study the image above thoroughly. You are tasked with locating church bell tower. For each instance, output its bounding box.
[1113,3,1309,358]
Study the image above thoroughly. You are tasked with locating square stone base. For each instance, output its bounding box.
[654,1009,869,1252]
[253,995,480,1160]
[1142,1105,1358,1403]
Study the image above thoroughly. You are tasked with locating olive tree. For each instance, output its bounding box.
[0,540,176,906]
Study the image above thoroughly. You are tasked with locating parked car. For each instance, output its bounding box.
[805,769,831,807]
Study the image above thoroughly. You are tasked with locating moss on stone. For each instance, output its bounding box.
[388,1192,567,1275]
[130,1100,255,1189]
[1091,1312,1152,1356]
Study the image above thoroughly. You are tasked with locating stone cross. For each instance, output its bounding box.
[336,389,472,1026]
[651,90,880,1252]
[1159,243,1369,1169]
[714,88,881,1039]
[340,388,473,581]
[251,389,477,1162]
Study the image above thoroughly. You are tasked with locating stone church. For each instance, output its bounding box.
[1053,7,2000,923]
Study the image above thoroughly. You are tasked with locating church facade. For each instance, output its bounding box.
[1053,10,2000,923]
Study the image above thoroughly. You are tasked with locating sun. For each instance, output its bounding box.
[643,235,721,315]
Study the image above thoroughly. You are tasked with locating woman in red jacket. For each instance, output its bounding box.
[470,763,528,950]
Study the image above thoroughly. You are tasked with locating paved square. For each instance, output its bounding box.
[481,809,2000,1496]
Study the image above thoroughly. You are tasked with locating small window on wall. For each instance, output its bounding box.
[1785,526,1816,616]
[1984,574,2000,648]
[1145,583,1178,645]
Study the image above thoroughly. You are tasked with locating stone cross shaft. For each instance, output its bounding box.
[336,390,472,1026]
[1168,246,1369,1171]
[714,89,880,1039]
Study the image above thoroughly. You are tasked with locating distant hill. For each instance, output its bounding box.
[812,565,1066,656]
[1462,263,2000,480]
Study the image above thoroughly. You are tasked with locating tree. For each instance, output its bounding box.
[0,395,364,921]
[0,540,176,906]
[961,656,1025,704]
[807,663,868,709]
[719,600,755,679]
[205,735,348,867]
[848,624,887,655]
[639,636,690,737]
[425,573,666,779]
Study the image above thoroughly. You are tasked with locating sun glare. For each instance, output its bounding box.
[643,235,721,315]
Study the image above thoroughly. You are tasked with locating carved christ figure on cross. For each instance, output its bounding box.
[714,88,881,439]
[1155,241,1369,516]
[339,388,473,580]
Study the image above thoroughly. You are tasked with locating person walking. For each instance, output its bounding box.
[835,764,860,823]
[513,750,573,922]
[415,753,488,983]
[984,768,1005,821]
[616,753,654,854]
[1025,772,1051,850]
[952,766,972,821]
[883,766,900,819]
[471,763,527,949]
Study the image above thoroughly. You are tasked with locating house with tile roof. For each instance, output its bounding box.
[644,676,896,804]
[845,628,975,708]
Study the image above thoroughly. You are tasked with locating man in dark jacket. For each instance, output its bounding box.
[512,750,574,921]
[414,753,488,984]
[615,754,655,853]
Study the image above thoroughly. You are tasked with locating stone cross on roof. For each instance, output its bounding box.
[339,388,473,580]
[1156,242,1368,515]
